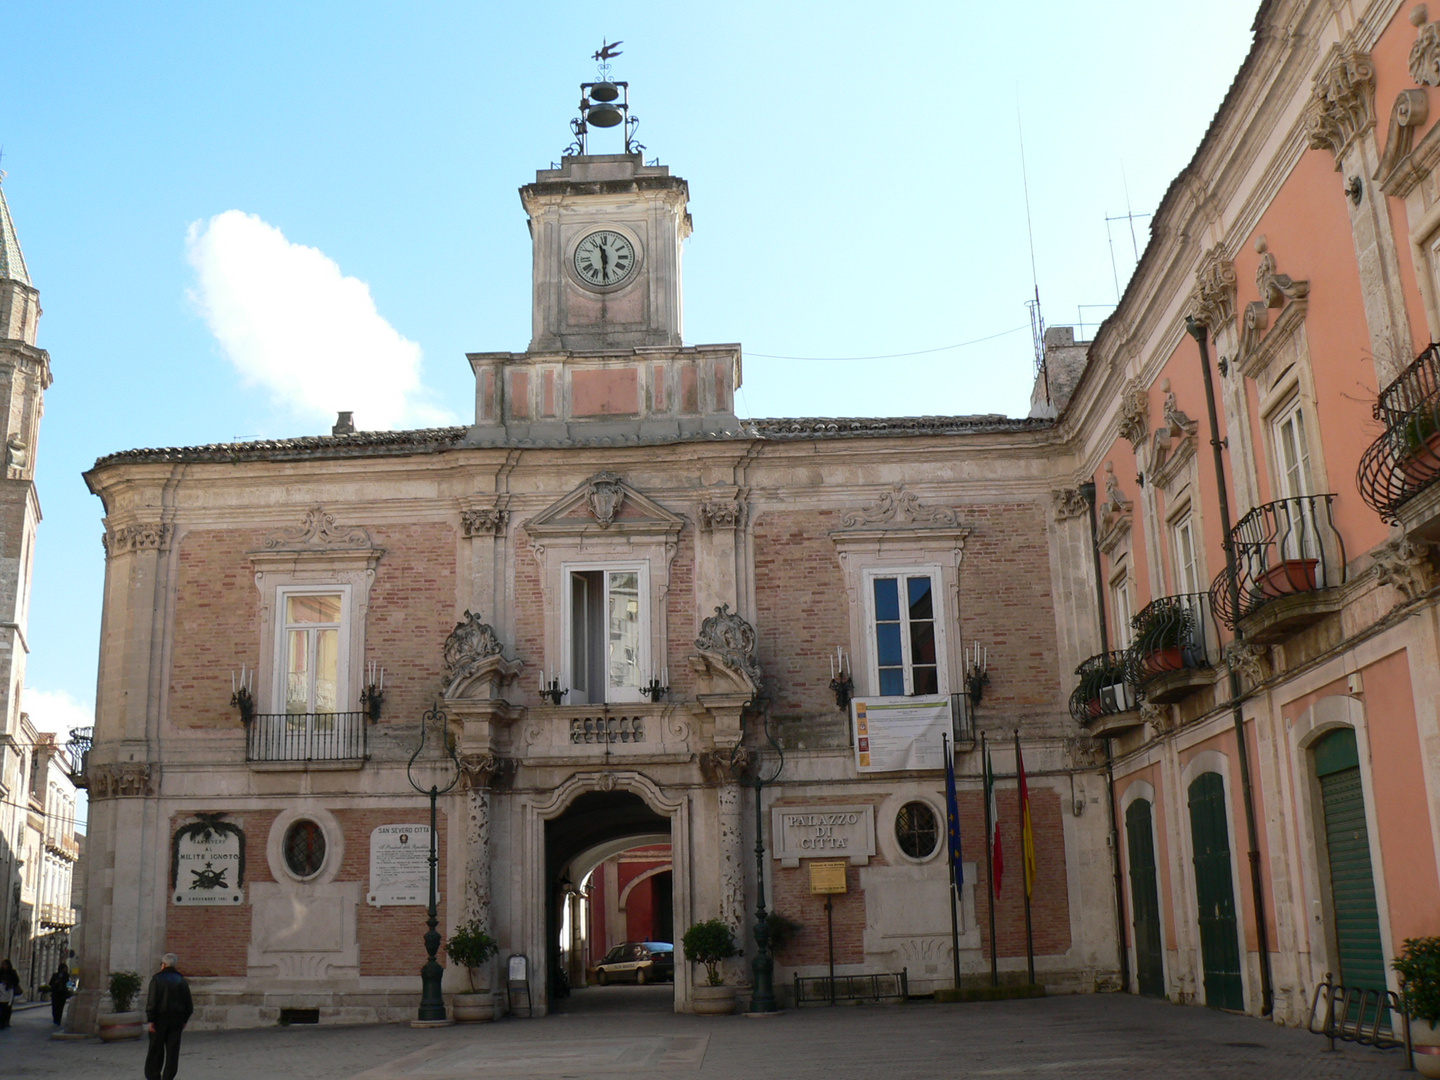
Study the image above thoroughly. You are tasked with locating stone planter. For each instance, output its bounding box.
[451,992,495,1023]
[97,1011,145,1041]
[691,985,737,1016]
[1412,1019,1440,1079]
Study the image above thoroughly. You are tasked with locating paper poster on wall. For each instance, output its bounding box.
[367,824,432,906]
[852,697,951,773]
[172,814,245,906]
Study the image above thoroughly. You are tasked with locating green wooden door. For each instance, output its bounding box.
[1188,772,1244,1010]
[1126,798,1166,998]
[1314,728,1388,994]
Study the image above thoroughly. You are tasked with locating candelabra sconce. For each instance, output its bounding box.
[828,647,853,709]
[361,662,386,721]
[230,665,255,724]
[642,677,669,703]
[540,673,568,706]
[964,640,990,708]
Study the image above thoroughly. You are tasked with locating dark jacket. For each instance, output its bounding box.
[48,969,70,998]
[145,967,193,1026]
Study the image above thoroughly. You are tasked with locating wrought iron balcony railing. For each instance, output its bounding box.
[246,711,368,763]
[1209,494,1346,628]
[1069,650,1140,726]
[66,726,92,788]
[1357,344,1440,523]
[1125,592,1217,689]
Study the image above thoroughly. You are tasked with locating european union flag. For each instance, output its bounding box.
[944,736,964,893]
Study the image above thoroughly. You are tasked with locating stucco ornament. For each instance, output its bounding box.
[1411,6,1440,86]
[1116,379,1149,449]
[1051,487,1090,522]
[1254,236,1310,308]
[1304,44,1377,162]
[585,472,626,527]
[1371,531,1436,601]
[842,483,958,528]
[1191,248,1237,330]
[444,612,505,681]
[693,603,762,687]
[263,507,370,549]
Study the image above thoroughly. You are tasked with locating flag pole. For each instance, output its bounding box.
[1016,729,1035,986]
[943,732,961,991]
[982,730,998,987]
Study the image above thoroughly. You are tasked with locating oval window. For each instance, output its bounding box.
[283,820,327,879]
[895,801,940,860]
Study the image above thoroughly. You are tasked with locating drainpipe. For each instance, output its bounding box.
[1187,317,1275,1018]
[1080,480,1131,994]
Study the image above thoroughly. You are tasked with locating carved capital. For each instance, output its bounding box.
[102,522,173,558]
[1052,487,1090,522]
[460,508,509,538]
[699,499,745,532]
[1062,735,1105,769]
[700,745,754,784]
[1224,640,1271,688]
[1140,700,1174,735]
[1305,44,1376,163]
[1412,7,1440,86]
[1191,247,1237,331]
[89,761,157,799]
[1371,532,1437,601]
[459,753,511,790]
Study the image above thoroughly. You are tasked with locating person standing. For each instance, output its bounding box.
[47,963,70,1026]
[144,953,193,1080]
[0,958,19,1028]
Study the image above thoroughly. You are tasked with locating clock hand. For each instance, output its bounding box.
[599,243,610,282]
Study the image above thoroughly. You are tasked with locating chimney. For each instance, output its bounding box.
[332,411,355,436]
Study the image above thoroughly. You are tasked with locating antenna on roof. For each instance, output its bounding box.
[1017,102,1049,406]
[1104,162,1152,302]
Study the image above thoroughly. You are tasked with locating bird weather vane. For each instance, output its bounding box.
[593,39,623,63]
[567,39,643,158]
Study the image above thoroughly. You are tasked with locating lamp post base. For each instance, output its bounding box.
[409,1018,455,1028]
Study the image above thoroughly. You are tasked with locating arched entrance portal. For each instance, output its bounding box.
[526,772,690,1015]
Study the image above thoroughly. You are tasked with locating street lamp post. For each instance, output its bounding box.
[746,703,784,1014]
[407,702,460,1024]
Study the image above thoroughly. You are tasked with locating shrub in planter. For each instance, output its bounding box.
[98,970,145,1042]
[1130,603,1193,677]
[108,970,143,1013]
[445,919,500,1022]
[1396,937,1440,1076]
[682,919,739,987]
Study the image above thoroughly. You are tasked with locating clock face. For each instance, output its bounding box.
[573,230,638,289]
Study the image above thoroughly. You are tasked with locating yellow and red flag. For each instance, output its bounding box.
[1016,735,1035,899]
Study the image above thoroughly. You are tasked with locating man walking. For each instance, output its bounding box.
[47,963,70,1026]
[144,953,193,1080]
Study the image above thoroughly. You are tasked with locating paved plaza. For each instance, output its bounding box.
[0,988,1411,1079]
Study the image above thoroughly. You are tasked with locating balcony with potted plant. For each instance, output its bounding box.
[1358,343,1440,538]
[1068,650,1142,737]
[1209,494,1346,644]
[1124,592,1218,704]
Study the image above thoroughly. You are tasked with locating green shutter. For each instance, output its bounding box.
[1314,728,1388,995]
[1188,772,1245,1011]
[1126,798,1166,998]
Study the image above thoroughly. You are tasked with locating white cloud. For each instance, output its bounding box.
[186,210,455,431]
[22,686,93,740]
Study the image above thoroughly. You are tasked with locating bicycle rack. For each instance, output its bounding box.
[1306,972,1413,1071]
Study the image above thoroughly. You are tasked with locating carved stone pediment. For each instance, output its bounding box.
[442,612,524,700]
[689,604,761,696]
[250,507,383,573]
[1375,89,1431,195]
[841,484,958,530]
[1305,43,1376,164]
[524,472,685,541]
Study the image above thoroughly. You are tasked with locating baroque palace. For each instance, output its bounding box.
[56,0,1440,1031]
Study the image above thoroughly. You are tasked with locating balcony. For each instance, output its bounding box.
[65,727,91,788]
[1357,344,1440,533]
[40,903,77,929]
[246,712,368,766]
[1125,592,1219,704]
[1069,650,1143,737]
[45,832,80,861]
[1209,494,1346,643]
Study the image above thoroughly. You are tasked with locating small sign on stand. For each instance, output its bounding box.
[507,954,531,1018]
[809,860,849,1005]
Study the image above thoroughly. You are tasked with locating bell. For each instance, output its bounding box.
[589,81,620,102]
[586,101,623,128]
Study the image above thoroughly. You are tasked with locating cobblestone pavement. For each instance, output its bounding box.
[0,987,1412,1079]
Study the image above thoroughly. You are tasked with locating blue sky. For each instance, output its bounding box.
[1,1,1259,735]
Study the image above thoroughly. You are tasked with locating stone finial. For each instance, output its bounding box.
[1254,236,1309,308]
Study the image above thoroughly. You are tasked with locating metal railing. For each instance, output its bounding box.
[1125,592,1216,688]
[1358,343,1440,524]
[1069,650,1140,726]
[246,711,368,762]
[66,727,92,788]
[1209,494,1346,628]
[793,969,908,1006]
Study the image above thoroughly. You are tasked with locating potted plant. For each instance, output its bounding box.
[445,919,500,1022]
[1395,936,1440,1077]
[1131,603,1191,678]
[98,970,145,1041]
[1399,408,1440,488]
[682,918,739,1015]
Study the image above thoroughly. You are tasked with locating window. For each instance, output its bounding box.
[895,801,940,859]
[1172,512,1200,595]
[282,820,326,879]
[1109,558,1134,649]
[865,569,944,697]
[565,565,648,704]
[1274,399,1314,500]
[282,592,343,714]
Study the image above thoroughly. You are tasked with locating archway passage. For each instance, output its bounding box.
[545,790,674,1013]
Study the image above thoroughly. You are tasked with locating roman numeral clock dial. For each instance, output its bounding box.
[573,230,638,289]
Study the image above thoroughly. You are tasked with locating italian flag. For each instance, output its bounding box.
[985,744,1003,896]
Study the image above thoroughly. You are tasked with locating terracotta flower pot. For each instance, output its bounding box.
[691,984,737,1015]
[1141,646,1185,677]
[1412,1019,1440,1079]
[1256,558,1318,598]
[451,992,495,1023]
[1400,431,1440,488]
[97,1010,145,1041]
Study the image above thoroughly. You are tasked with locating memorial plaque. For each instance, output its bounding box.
[367,824,431,906]
[852,697,950,773]
[771,805,876,868]
[172,818,245,906]
[808,860,849,895]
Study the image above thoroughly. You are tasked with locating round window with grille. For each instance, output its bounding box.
[283,820,327,879]
[895,801,940,860]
